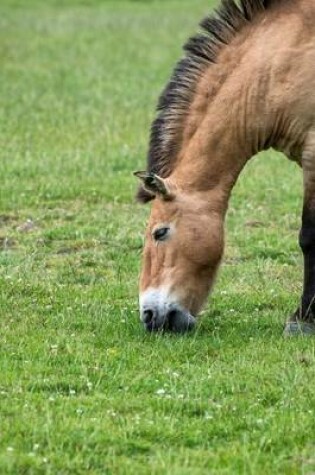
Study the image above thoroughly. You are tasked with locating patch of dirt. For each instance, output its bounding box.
[16,219,38,233]
[245,220,265,228]
[56,246,77,255]
[225,256,249,265]
[0,237,17,250]
[0,214,19,227]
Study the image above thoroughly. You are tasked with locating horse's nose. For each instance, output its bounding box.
[142,309,155,325]
[141,307,161,331]
[140,306,196,333]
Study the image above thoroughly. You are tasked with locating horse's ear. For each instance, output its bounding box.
[133,171,173,200]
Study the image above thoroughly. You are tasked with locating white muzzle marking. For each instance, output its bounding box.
[139,286,174,319]
[139,286,196,332]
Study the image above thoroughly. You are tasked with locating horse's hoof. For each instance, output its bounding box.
[283,320,315,336]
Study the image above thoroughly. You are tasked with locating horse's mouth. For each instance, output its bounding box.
[144,309,196,333]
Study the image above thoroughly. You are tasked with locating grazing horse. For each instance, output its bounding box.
[135,0,315,335]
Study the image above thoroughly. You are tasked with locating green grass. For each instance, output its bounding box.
[0,0,315,473]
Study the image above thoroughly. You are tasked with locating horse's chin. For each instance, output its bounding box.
[169,310,196,333]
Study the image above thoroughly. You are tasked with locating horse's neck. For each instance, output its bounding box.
[169,70,263,209]
[170,8,311,210]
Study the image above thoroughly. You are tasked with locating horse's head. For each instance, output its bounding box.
[135,172,224,333]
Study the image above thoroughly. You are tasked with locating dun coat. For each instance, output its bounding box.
[135,0,315,335]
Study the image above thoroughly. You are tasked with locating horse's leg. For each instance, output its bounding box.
[285,141,315,335]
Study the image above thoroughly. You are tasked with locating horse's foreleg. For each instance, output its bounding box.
[285,144,315,335]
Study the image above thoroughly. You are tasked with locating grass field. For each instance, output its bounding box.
[1,0,315,473]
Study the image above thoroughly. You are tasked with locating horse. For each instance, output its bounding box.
[134,0,315,335]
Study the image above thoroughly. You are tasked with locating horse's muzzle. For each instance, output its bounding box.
[141,306,196,333]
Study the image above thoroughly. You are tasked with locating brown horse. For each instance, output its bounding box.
[135,0,315,335]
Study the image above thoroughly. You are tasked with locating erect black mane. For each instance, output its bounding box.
[137,0,279,202]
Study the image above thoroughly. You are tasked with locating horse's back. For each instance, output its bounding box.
[256,1,315,127]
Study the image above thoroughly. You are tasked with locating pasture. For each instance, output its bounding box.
[1,0,315,473]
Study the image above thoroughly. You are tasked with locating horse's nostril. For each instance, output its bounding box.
[143,309,154,324]
[167,310,177,329]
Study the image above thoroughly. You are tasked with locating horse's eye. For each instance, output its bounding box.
[153,227,170,241]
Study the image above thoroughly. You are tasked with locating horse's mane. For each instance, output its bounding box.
[138,0,279,202]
